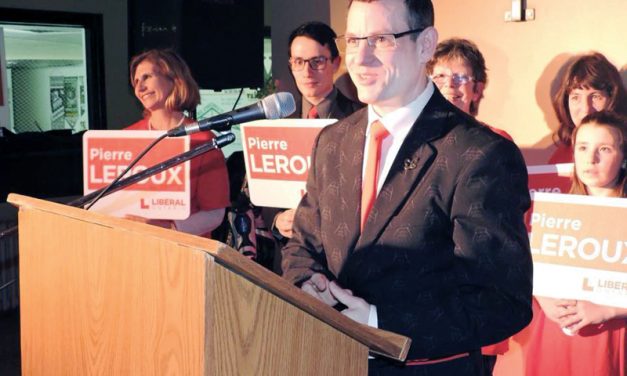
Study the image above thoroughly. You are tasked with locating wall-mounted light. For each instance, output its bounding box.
[505,0,535,22]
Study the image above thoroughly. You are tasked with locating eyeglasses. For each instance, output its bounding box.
[289,56,332,71]
[335,27,426,52]
[431,73,474,87]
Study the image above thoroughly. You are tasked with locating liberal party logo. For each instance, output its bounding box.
[582,277,594,292]
[140,198,185,210]
[140,198,150,209]
[582,277,627,294]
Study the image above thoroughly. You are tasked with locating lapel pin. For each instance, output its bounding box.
[403,158,418,170]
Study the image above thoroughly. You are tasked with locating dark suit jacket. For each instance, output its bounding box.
[291,88,364,120]
[282,90,533,373]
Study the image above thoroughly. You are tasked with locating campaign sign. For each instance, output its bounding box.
[528,192,627,308]
[83,130,191,219]
[527,163,573,195]
[241,119,336,208]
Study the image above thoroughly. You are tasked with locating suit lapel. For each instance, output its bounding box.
[355,92,456,250]
[331,110,367,260]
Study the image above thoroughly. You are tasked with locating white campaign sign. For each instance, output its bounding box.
[528,192,627,308]
[83,130,191,219]
[241,119,336,208]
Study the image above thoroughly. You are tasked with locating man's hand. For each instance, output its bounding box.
[329,281,371,325]
[301,274,372,325]
[301,273,338,306]
[275,209,295,238]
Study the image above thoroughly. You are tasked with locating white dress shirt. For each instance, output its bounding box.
[362,82,435,194]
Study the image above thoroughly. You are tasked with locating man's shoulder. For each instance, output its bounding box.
[333,89,365,118]
[420,96,519,159]
[321,106,367,135]
[446,108,512,148]
[309,107,367,156]
[447,114,525,173]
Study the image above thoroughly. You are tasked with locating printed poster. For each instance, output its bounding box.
[83,130,191,219]
[241,119,336,208]
[528,192,626,308]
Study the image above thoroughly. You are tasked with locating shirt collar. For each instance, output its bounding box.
[366,81,435,137]
[302,87,337,118]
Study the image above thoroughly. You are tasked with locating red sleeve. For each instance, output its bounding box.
[189,132,230,212]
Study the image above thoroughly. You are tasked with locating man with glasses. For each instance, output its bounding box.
[288,21,363,121]
[267,21,363,260]
[282,1,533,374]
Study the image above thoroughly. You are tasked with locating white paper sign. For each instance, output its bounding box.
[241,119,335,208]
[528,192,627,308]
[83,130,191,219]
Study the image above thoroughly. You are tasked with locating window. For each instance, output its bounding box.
[0,8,105,134]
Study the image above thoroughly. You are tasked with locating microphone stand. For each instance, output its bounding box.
[0,132,236,238]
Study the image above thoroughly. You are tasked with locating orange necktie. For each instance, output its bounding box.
[361,120,390,229]
[307,106,319,119]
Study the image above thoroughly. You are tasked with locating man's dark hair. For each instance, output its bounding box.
[288,21,339,59]
[349,0,434,40]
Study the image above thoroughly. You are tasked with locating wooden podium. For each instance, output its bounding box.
[9,194,410,375]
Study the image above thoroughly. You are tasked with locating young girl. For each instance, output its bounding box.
[526,111,627,376]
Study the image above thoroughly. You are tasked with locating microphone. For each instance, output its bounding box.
[167,92,296,137]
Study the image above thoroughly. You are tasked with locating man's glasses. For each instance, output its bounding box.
[431,73,474,87]
[289,56,331,71]
[335,27,426,52]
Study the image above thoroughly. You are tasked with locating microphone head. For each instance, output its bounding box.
[260,92,296,120]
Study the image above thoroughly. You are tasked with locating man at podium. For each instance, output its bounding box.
[281,0,533,374]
